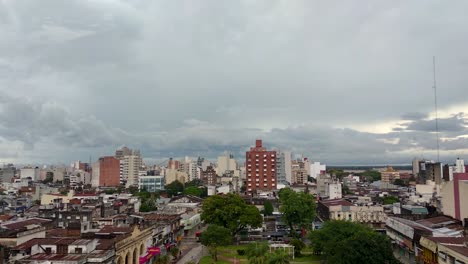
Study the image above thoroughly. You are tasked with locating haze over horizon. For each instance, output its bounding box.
[1,1,468,165]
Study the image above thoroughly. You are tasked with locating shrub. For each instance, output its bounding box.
[237,249,245,256]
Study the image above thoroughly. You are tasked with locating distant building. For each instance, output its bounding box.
[139,175,165,192]
[245,140,277,194]
[20,166,40,181]
[317,174,342,199]
[381,166,400,183]
[201,166,218,186]
[96,156,120,187]
[216,152,237,175]
[115,147,143,187]
[310,162,326,179]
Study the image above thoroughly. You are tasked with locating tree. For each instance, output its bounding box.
[382,195,400,205]
[185,179,203,187]
[342,184,352,195]
[170,246,179,260]
[200,225,232,261]
[263,200,274,216]
[360,170,381,182]
[165,180,184,197]
[246,242,269,264]
[267,250,291,264]
[289,239,305,257]
[278,188,316,236]
[43,172,54,184]
[128,186,139,195]
[154,255,169,264]
[309,220,398,264]
[201,193,262,235]
[183,186,203,197]
[393,179,407,186]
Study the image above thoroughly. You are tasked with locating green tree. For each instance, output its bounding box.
[267,250,291,264]
[263,200,274,216]
[278,188,316,236]
[170,246,179,260]
[383,195,400,205]
[128,185,139,195]
[309,220,398,264]
[165,180,185,197]
[200,225,232,261]
[154,255,169,264]
[43,172,54,184]
[183,186,203,197]
[246,242,269,264]
[289,239,305,257]
[185,179,203,187]
[342,184,352,195]
[359,170,381,182]
[201,193,262,235]
[393,179,407,186]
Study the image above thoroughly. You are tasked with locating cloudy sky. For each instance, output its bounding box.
[1,0,468,165]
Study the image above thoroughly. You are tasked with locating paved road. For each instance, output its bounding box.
[176,244,203,264]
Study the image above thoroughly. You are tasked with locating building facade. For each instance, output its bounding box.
[139,176,165,192]
[98,157,121,187]
[245,140,277,194]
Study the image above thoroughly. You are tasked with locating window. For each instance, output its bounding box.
[57,245,68,254]
[75,248,83,254]
[45,248,52,254]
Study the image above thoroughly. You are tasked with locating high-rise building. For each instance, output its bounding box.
[115,147,143,187]
[96,156,120,187]
[245,139,277,194]
[284,151,292,183]
[201,165,218,186]
[276,152,287,183]
[167,158,180,170]
[381,166,400,183]
[216,152,237,176]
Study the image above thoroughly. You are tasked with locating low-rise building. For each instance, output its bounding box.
[317,199,386,228]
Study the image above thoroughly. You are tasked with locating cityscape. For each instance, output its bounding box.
[1,1,468,264]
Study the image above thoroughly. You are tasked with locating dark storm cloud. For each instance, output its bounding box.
[1,0,468,164]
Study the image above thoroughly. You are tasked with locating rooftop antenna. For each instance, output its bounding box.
[433,56,440,162]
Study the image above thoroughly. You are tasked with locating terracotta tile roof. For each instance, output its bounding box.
[96,226,133,234]
[445,244,468,257]
[319,199,353,207]
[417,216,458,227]
[26,253,87,261]
[13,238,92,250]
[0,215,14,221]
[96,238,118,250]
[2,218,51,230]
[143,213,180,221]
[426,236,465,245]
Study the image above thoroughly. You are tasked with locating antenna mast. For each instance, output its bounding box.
[433,56,440,162]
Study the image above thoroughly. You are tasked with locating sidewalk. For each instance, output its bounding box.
[176,244,203,264]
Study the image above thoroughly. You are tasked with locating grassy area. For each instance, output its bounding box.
[200,245,323,264]
[291,253,323,263]
[199,256,232,264]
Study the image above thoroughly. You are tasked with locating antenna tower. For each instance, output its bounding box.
[433,56,440,162]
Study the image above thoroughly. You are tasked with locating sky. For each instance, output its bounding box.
[1,0,468,165]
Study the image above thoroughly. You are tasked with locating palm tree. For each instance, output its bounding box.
[246,242,269,264]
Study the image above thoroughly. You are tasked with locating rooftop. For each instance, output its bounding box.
[1,218,51,230]
[319,199,353,207]
[444,244,468,257]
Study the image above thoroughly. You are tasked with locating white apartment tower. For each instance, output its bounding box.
[115,147,143,187]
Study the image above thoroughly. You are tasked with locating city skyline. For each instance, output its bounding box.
[1,1,468,164]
